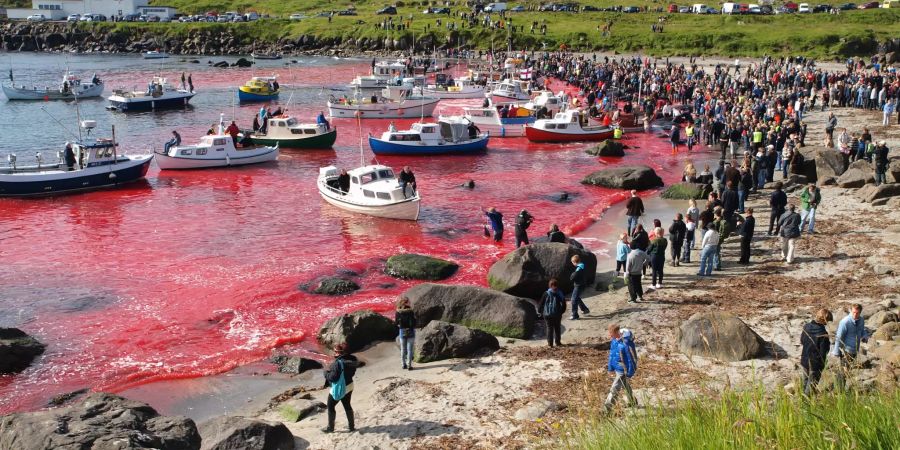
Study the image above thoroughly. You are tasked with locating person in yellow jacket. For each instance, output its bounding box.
[613,127,624,139]
[685,123,695,152]
[752,127,764,152]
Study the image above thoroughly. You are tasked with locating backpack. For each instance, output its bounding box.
[543,289,565,317]
[621,329,638,377]
[329,360,347,401]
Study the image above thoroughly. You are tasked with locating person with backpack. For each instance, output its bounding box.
[395,299,416,370]
[604,323,638,413]
[800,308,832,395]
[514,209,534,248]
[536,278,566,347]
[568,255,590,320]
[778,204,802,264]
[323,343,359,433]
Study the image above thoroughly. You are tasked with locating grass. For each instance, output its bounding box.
[562,388,900,450]
[385,253,459,281]
[459,318,527,339]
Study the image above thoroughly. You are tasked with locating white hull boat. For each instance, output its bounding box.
[107,76,194,112]
[422,78,485,99]
[2,72,103,100]
[317,165,420,220]
[327,96,439,119]
[143,51,170,59]
[156,117,278,170]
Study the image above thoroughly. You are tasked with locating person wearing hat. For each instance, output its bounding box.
[323,343,359,433]
[514,209,534,248]
[874,141,890,186]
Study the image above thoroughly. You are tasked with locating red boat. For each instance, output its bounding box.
[524,110,615,142]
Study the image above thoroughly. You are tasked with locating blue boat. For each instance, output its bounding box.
[237,76,279,102]
[106,76,194,112]
[368,119,490,156]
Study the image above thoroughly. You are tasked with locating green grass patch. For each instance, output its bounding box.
[459,318,525,339]
[564,388,900,450]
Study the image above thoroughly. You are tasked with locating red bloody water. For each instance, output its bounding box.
[0,58,692,413]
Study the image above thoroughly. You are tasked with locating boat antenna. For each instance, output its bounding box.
[356,110,365,167]
[40,107,80,141]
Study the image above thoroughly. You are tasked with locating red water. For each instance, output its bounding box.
[0,60,692,413]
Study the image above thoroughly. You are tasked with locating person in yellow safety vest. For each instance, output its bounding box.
[752,127,764,151]
[614,127,623,139]
[685,123,695,152]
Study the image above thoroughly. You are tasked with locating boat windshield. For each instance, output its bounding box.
[286,118,298,126]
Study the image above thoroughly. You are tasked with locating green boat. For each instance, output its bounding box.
[240,116,337,149]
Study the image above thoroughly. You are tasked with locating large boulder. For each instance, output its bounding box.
[814,147,847,183]
[385,253,459,281]
[400,283,536,339]
[837,160,875,188]
[797,146,819,182]
[872,322,900,342]
[868,310,899,328]
[487,242,597,298]
[198,416,293,450]
[317,310,396,352]
[585,140,625,157]
[303,276,359,296]
[677,312,767,362]
[0,393,201,450]
[232,57,253,68]
[0,328,46,374]
[414,321,500,363]
[581,165,664,190]
[886,159,900,184]
[660,182,712,200]
[864,184,900,203]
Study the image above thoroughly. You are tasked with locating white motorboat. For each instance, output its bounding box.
[2,71,103,100]
[317,164,420,220]
[521,91,568,116]
[368,118,489,155]
[155,115,278,170]
[107,76,194,112]
[488,79,532,104]
[525,110,615,143]
[350,60,420,93]
[454,102,540,138]
[327,88,440,119]
[422,76,485,99]
[143,51,170,59]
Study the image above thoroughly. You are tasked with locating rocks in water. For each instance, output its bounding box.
[487,242,597,299]
[814,147,847,184]
[513,399,564,421]
[677,312,767,362]
[837,160,875,188]
[385,253,459,281]
[0,327,46,374]
[414,321,500,363]
[462,179,475,189]
[660,182,712,200]
[270,355,323,374]
[872,322,900,342]
[311,276,360,295]
[317,310,396,352]
[585,140,625,157]
[231,57,253,68]
[400,283,536,339]
[198,416,293,450]
[0,393,201,450]
[581,165,664,190]
[46,388,89,407]
[212,61,229,68]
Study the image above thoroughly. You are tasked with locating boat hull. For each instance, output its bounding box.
[491,93,530,104]
[0,156,152,197]
[155,147,278,170]
[422,88,486,99]
[327,99,440,119]
[2,83,104,101]
[244,128,337,149]
[524,126,615,143]
[317,181,420,220]
[237,89,279,102]
[467,117,533,137]
[107,94,194,112]
[368,135,488,155]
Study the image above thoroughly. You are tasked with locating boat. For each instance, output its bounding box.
[454,103,539,138]
[0,121,152,197]
[155,115,279,170]
[240,116,337,149]
[421,74,485,99]
[237,76,279,102]
[106,77,194,112]
[488,79,531,104]
[521,91,568,116]
[317,164,420,220]
[350,60,423,93]
[327,88,440,119]
[524,110,615,143]
[2,71,104,101]
[142,51,169,59]
[251,52,282,60]
[368,118,489,155]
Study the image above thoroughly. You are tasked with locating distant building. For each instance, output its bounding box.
[137,5,178,19]
[7,0,177,20]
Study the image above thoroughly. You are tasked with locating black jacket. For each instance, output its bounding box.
[740,216,755,238]
[722,189,738,215]
[625,197,644,217]
[325,354,359,386]
[770,190,787,211]
[631,230,649,251]
[537,289,566,318]
[668,220,687,244]
[800,321,830,372]
[547,230,566,243]
[779,211,801,238]
[395,308,416,330]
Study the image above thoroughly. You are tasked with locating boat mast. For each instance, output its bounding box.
[111,125,117,165]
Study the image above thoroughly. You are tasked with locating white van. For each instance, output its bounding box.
[484,2,508,12]
[722,2,737,13]
[692,3,709,13]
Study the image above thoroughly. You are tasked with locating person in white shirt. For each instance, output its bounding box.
[624,245,649,303]
[697,223,719,276]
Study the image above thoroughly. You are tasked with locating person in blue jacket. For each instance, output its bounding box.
[615,233,630,276]
[483,207,504,242]
[832,303,869,390]
[316,111,331,131]
[604,323,638,412]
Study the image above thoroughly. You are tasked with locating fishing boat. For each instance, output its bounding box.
[142,51,169,59]
[454,103,537,138]
[524,110,615,143]
[240,116,336,149]
[106,77,194,112]
[317,165,420,220]
[521,91,568,116]
[237,76,279,102]
[251,52,282,60]
[350,60,416,93]
[327,88,440,119]
[368,118,489,156]
[2,72,104,101]
[155,116,278,170]
[488,80,531,104]
[422,75,485,99]
[0,121,152,197]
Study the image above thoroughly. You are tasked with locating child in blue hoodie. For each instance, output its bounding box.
[605,324,638,412]
[615,233,630,277]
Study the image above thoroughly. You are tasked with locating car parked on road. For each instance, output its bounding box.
[67,14,81,22]
[623,6,642,12]
[26,14,46,22]
[377,6,397,14]
[838,3,857,9]
[858,1,880,7]
[798,2,811,12]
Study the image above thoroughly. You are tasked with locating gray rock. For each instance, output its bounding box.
[199,416,293,450]
[317,310,396,352]
[837,160,875,188]
[872,322,900,342]
[581,165,664,190]
[400,283,536,339]
[677,312,767,362]
[0,393,201,450]
[865,184,900,203]
[661,182,712,200]
[513,399,564,420]
[814,146,847,180]
[873,265,894,276]
[487,242,597,299]
[868,310,898,327]
[886,159,900,184]
[414,321,500,363]
[0,328,46,374]
[310,276,360,296]
[278,398,325,422]
[385,253,459,281]
[270,355,323,374]
[585,140,625,157]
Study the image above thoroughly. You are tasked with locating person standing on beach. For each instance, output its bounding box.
[604,324,638,413]
[395,299,416,370]
[668,213,686,267]
[697,223,719,276]
[832,304,869,390]
[568,255,590,320]
[669,123,680,154]
[625,243,649,303]
[625,190,644,235]
[825,112,837,145]
[683,215,697,263]
[615,233,630,276]
[778,204,801,264]
[536,278,566,347]
[768,182,787,236]
[799,184,821,234]
[737,208,755,264]
[514,209,534,248]
[873,141,890,186]
[647,227,668,289]
[323,343,358,433]
[800,308,832,395]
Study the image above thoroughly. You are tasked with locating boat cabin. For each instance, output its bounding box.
[382,120,475,144]
[321,165,408,201]
[243,76,278,94]
[2,139,120,174]
[262,117,328,137]
[373,61,410,79]
[114,77,175,98]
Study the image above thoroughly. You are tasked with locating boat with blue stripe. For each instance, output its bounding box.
[237,76,279,102]
[368,118,489,156]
